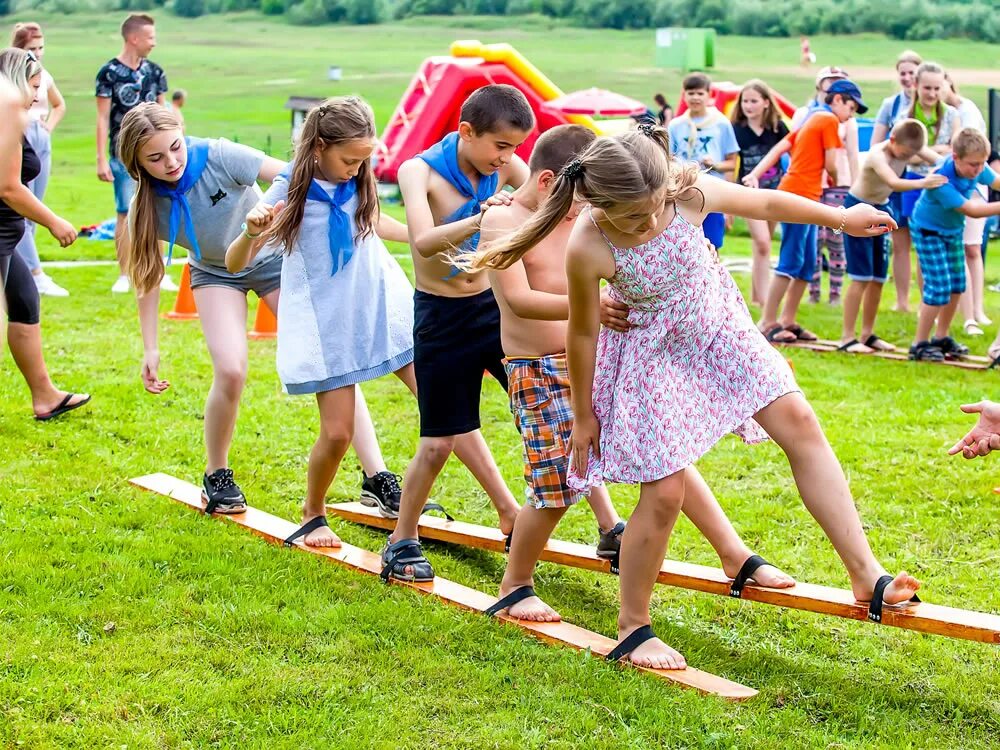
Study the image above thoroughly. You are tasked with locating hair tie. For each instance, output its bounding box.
[638,122,656,137]
[561,159,583,180]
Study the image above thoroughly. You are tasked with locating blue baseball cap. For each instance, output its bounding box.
[826,79,868,115]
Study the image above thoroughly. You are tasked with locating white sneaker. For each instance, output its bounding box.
[111,275,130,293]
[34,272,69,297]
[159,274,179,292]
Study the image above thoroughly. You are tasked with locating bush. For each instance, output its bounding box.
[172,0,205,15]
[260,0,284,12]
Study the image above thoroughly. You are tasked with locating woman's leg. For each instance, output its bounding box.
[193,286,251,475]
[891,228,912,312]
[753,393,919,603]
[616,471,686,669]
[302,385,355,546]
[747,218,773,306]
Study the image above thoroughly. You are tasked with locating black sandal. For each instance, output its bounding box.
[485,585,537,617]
[421,502,454,522]
[784,324,818,341]
[867,574,921,623]
[764,325,796,343]
[596,521,626,575]
[729,554,772,598]
[380,537,434,583]
[606,624,658,662]
[283,516,330,546]
[504,528,514,554]
[34,393,91,421]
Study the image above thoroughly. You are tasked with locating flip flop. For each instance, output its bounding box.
[728,554,776,598]
[764,325,797,343]
[784,324,818,341]
[866,574,921,623]
[34,393,91,421]
[485,585,537,617]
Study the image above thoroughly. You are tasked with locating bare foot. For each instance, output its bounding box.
[620,628,687,670]
[892,304,911,314]
[722,555,796,589]
[839,340,875,354]
[497,503,520,537]
[33,391,91,419]
[302,514,341,548]
[855,571,921,605]
[498,589,561,622]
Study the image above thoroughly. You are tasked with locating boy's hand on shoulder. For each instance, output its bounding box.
[921,173,948,190]
[482,191,514,209]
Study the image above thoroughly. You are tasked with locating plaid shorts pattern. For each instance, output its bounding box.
[912,226,965,306]
[505,354,583,510]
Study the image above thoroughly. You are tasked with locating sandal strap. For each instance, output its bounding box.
[607,624,657,662]
[607,521,626,576]
[730,554,770,598]
[421,503,455,522]
[485,585,537,617]
[283,516,329,547]
[837,339,861,352]
[380,538,428,582]
[868,574,921,623]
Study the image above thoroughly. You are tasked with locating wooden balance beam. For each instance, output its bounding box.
[327,501,1000,645]
[129,473,756,700]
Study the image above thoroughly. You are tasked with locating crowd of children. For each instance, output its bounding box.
[6,17,1000,668]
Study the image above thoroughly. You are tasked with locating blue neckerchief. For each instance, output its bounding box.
[152,136,210,264]
[417,131,499,276]
[280,166,359,276]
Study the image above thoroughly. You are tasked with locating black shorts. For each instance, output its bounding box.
[413,288,508,437]
[1,250,40,325]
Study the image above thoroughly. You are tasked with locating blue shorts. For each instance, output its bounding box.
[702,211,725,249]
[911,226,965,306]
[110,157,136,214]
[775,222,817,281]
[843,193,891,283]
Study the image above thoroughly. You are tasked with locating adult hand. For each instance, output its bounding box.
[843,204,898,237]
[570,410,601,477]
[47,216,77,247]
[948,400,1000,459]
[141,351,170,394]
[599,288,632,332]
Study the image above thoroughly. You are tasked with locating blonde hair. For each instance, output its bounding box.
[896,49,922,69]
[266,96,379,254]
[116,102,184,294]
[10,22,43,49]
[0,46,41,104]
[466,125,699,272]
[730,79,783,133]
[909,62,946,141]
[890,118,928,150]
[952,127,990,159]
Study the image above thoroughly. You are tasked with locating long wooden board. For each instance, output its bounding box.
[774,339,989,371]
[129,473,756,700]
[329,501,1000,644]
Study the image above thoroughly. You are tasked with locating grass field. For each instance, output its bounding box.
[4,12,1000,748]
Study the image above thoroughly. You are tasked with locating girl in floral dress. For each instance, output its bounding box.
[487,124,920,671]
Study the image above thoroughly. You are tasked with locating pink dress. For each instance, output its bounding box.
[568,209,799,491]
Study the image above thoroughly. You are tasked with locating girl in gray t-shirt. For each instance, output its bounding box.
[117,102,408,521]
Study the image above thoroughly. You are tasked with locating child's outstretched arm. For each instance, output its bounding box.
[257,157,288,185]
[742,138,792,188]
[698,174,896,236]
[225,200,284,273]
[566,226,617,475]
[376,212,409,244]
[871,154,947,192]
[398,159,485,258]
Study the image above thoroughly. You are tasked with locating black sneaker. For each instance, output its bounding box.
[202,468,246,515]
[908,341,945,362]
[930,335,969,359]
[360,471,402,519]
[596,521,626,560]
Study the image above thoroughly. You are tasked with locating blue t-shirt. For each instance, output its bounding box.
[668,110,739,179]
[911,157,997,235]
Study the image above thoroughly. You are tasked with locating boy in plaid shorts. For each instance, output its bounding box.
[468,126,795,622]
[909,128,1000,361]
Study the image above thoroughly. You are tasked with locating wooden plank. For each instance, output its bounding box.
[129,473,756,700]
[328,502,1000,645]
[774,339,988,370]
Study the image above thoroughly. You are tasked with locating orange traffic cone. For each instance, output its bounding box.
[163,264,198,320]
[248,302,277,339]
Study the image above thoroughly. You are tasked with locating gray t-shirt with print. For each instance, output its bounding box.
[154,137,274,276]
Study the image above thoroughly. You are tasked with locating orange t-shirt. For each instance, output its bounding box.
[777,110,844,201]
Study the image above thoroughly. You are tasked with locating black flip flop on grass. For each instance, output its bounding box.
[34,393,91,422]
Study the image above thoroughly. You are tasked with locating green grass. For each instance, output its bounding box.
[4,12,1000,748]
